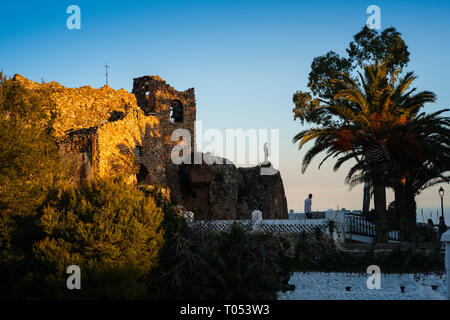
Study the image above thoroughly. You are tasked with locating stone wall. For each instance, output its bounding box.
[12,74,196,186]
[95,110,162,183]
[132,75,196,153]
[12,74,139,138]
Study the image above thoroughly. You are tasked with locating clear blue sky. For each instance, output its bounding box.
[1,0,449,219]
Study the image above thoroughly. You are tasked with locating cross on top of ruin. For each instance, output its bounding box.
[104,63,110,85]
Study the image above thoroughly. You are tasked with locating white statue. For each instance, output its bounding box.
[263,142,269,164]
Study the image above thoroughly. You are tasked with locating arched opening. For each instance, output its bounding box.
[170,99,183,123]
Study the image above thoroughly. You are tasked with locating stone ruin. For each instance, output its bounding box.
[12,74,288,220]
[13,74,195,187]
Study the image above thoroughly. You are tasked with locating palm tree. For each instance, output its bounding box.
[344,109,450,240]
[387,110,450,237]
[293,62,436,241]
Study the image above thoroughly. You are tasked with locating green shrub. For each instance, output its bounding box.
[18,179,165,299]
[0,73,66,298]
[0,73,63,218]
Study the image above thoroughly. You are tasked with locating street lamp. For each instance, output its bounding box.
[439,187,445,219]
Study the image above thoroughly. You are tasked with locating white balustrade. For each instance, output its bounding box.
[189,210,346,242]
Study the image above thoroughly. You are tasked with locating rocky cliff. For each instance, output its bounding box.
[238,165,288,219]
[166,153,288,220]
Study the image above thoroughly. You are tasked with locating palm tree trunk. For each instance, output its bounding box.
[362,176,371,214]
[370,162,388,242]
[394,181,407,240]
[404,180,418,239]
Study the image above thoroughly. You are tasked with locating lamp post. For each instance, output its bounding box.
[439,187,445,219]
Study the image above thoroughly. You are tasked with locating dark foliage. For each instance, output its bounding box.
[292,233,444,274]
[148,219,295,300]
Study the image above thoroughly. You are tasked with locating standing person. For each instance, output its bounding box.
[438,216,448,239]
[427,218,434,230]
[427,219,435,241]
[304,194,312,218]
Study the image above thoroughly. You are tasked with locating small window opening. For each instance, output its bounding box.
[170,100,183,123]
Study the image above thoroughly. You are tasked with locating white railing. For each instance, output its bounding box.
[186,209,404,244]
[188,210,346,243]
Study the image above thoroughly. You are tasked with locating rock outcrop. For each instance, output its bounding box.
[238,165,288,219]
[166,154,288,220]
